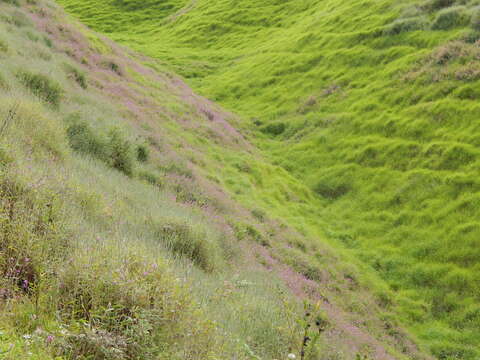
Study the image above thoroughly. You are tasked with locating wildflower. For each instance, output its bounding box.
[288,354,296,360]
[46,335,54,344]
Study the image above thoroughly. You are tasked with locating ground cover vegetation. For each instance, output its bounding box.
[0,1,307,359]
[54,0,480,358]
[0,0,436,359]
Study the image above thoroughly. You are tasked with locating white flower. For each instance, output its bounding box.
[288,354,296,360]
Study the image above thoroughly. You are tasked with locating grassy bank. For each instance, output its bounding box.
[55,0,480,358]
[0,1,310,358]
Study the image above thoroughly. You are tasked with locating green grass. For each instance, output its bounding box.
[55,0,480,357]
[17,70,63,107]
[0,1,316,359]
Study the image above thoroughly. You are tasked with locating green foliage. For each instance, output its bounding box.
[10,0,480,356]
[103,59,123,76]
[138,169,163,187]
[158,161,194,178]
[297,302,327,360]
[25,30,39,42]
[251,208,266,222]
[108,128,135,176]
[55,251,218,360]
[67,121,135,176]
[461,29,480,42]
[64,63,87,89]
[0,38,8,53]
[425,0,457,11]
[0,3,312,360]
[3,99,68,157]
[431,6,471,30]
[0,171,223,359]
[158,221,221,272]
[17,71,62,107]
[279,247,323,282]
[383,17,429,35]
[314,182,351,200]
[0,176,66,298]
[0,0,20,5]
[10,9,32,27]
[261,122,286,136]
[67,120,108,159]
[136,143,149,162]
[55,0,480,356]
[470,6,480,29]
[43,35,53,48]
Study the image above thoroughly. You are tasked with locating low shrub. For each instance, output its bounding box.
[108,128,135,176]
[67,121,108,159]
[431,6,470,30]
[0,175,67,300]
[55,250,219,360]
[158,222,220,272]
[136,143,149,162]
[17,71,62,107]
[67,121,135,176]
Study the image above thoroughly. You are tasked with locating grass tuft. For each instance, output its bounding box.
[159,221,221,272]
[17,71,63,107]
[64,63,87,89]
[431,6,471,30]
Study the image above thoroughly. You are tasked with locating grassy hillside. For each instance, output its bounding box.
[55,0,480,358]
[0,0,436,359]
[0,1,307,359]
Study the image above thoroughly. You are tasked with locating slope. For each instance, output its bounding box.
[56,0,480,358]
[0,0,434,359]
